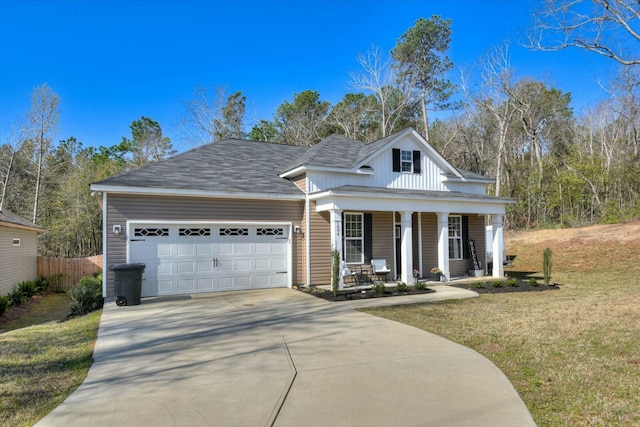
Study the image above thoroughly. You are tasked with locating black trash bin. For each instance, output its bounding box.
[110,263,145,306]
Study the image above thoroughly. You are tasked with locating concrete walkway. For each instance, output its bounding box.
[37,286,536,427]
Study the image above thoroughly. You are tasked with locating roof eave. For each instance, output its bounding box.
[90,184,305,201]
[0,220,45,232]
[309,188,516,205]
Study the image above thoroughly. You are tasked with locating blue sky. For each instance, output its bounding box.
[0,0,613,152]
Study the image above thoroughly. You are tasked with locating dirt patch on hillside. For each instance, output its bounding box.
[505,221,640,274]
[506,222,640,244]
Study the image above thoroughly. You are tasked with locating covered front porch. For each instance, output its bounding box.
[309,186,514,288]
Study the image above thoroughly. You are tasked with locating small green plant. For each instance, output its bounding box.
[0,295,9,316]
[35,275,50,293]
[491,280,504,288]
[543,247,553,285]
[506,278,519,287]
[372,283,386,294]
[331,249,340,297]
[414,282,426,291]
[9,289,26,306]
[48,273,65,293]
[18,280,37,297]
[396,282,408,292]
[528,277,539,286]
[471,282,485,289]
[68,274,103,316]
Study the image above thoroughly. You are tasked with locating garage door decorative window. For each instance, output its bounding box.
[257,227,284,236]
[220,228,248,236]
[179,228,211,236]
[134,228,169,237]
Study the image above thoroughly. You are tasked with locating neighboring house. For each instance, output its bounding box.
[0,209,44,295]
[91,127,514,298]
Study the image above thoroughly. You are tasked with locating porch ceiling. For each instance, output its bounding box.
[310,185,514,215]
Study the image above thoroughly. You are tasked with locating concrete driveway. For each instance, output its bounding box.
[37,287,535,427]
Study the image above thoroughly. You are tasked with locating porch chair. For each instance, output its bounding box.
[371,259,391,282]
[341,262,359,287]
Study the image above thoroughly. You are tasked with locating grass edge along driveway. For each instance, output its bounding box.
[0,296,101,427]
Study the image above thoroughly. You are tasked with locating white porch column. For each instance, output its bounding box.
[330,209,343,289]
[436,212,450,281]
[492,215,504,278]
[400,211,414,284]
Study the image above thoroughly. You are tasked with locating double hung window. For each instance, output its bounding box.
[344,213,363,264]
[448,216,463,260]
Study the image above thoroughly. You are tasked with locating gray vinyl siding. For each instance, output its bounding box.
[450,214,486,277]
[371,212,396,279]
[105,194,304,296]
[420,213,438,275]
[293,175,306,193]
[0,226,39,295]
[308,201,331,285]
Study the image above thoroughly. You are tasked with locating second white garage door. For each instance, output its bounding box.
[129,223,290,297]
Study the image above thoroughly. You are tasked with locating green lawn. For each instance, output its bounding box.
[0,294,101,426]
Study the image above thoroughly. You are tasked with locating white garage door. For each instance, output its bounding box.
[129,223,290,297]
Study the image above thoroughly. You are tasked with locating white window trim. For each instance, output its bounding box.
[344,212,364,264]
[12,238,21,246]
[400,149,413,173]
[448,215,463,260]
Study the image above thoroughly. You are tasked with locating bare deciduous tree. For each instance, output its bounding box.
[180,86,247,146]
[0,119,25,211]
[350,46,414,138]
[25,83,59,223]
[529,0,640,65]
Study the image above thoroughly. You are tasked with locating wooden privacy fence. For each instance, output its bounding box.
[37,255,103,291]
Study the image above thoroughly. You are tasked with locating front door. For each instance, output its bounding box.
[395,225,401,279]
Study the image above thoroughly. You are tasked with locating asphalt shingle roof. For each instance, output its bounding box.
[94,129,491,195]
[0,209,44,230]
[94,139,309,195]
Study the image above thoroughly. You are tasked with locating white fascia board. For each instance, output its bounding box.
[89,184,305,201]
[315,194,509,215]
[280,165,371,178]
[0,221,44,233]
[312,190,513,215]
[279,166,307,178]
[443,175,496,184]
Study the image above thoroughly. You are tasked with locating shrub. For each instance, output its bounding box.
[491,280,504,288]
[528,277,539,286]
[372,283,386,294]
[48,273,65,293]
[9,289,27,306]
[396,282,408,292]
[68,274,103,316]
[414,282,426,291]
[0,296,9,316]
[331,249,340,297]
[35,275,50,293]
[543,248,553,285]
[506,278,519,287]
[18,280,37,297]
[471,282,485,289]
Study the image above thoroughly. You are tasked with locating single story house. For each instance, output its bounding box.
[0,209,44,295]
[91,127,514,298]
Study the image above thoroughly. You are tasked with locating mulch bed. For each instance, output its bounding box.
[298,277,560,301]
[447,279,560,294]
[298,285,436,302]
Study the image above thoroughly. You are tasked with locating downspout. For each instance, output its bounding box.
[305,190,311,287]
[101,192,107,298]
[417,212,423,277]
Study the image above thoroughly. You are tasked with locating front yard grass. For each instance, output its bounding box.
[0,294,101,426]
[363,229,640,426]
